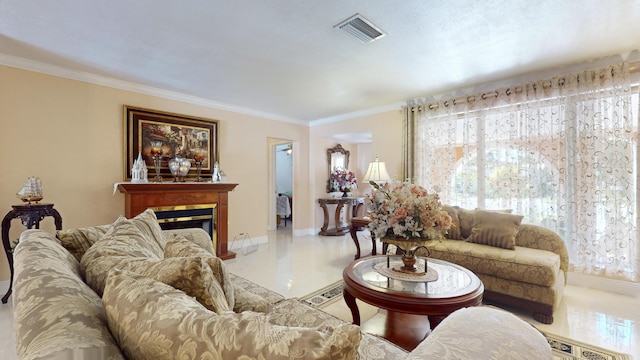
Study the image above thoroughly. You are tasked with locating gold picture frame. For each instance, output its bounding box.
[124,106,219,180]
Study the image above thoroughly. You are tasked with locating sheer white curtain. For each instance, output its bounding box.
[412,63,639,282]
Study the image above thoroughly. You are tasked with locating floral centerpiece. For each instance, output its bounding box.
[367,180,452,273]
[330,168,358,196]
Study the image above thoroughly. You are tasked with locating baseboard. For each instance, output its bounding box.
[293,228,317,236]
[567,272,640,298]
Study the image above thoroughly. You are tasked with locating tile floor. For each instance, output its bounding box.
[0,227,638,359]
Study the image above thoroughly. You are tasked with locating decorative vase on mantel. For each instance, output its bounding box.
[382,237,432,274]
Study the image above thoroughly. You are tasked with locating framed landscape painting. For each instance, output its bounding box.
[124,105,219,180]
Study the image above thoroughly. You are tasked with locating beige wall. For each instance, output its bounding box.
[0,65,405,282]
[0,65,314,281]
[310,110,404,227]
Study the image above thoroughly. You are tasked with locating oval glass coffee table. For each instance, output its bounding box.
[343,255,484,350]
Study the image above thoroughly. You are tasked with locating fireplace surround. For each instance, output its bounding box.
[116,182,238,259]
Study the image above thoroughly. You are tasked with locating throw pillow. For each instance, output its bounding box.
[441,206,462,240]
[118,208,166,256]
[56,221,119,262]
[456,207,476,239]
[102,269,362,360]
[465,210,524,250]
[84,254,230,313]
[164,234,235,309]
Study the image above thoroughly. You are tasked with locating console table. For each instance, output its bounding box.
[318,197,364,236]
[2,203,62,303]
[116,182,238,259]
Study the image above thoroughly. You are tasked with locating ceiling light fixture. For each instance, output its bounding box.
[334,14,386,44]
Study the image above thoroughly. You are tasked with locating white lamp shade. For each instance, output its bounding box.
[363,157,390,182]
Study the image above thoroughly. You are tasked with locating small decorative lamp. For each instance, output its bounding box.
[363,156,390,183]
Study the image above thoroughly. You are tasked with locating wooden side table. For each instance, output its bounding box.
[318,197,364,236]
[2,203,62,304]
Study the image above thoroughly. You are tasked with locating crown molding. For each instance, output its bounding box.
[0,53,307,126]
[309,102,402,127]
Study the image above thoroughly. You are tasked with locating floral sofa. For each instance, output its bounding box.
[12,209,552,360]
[421,207,569,324]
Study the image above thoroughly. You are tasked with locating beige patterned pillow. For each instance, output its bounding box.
[465,210,524,250]
[164,234,235,309]
[102,269,361,360]
[118,208,166,256]
[56,221,119,262]
[456,208,476,239]
[84,255,230,313]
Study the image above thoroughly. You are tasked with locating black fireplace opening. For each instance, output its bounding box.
[152,204,216,243]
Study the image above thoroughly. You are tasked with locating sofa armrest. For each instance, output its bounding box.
[406,306,551,359]
[515,224,569,279]
[162,228,215,254]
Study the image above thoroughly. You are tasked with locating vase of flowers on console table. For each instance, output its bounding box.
[330,168,358,197]
[366,180,453,274]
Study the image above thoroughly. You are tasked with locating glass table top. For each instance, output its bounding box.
[351,255,475,296]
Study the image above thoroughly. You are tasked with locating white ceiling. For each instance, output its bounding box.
[2,0,640,125]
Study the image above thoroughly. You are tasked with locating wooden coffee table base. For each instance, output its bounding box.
[360,310,432,352]
[343,256,484,351]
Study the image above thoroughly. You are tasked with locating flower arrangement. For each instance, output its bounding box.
[330,168,358,192]
[366,181,452,241]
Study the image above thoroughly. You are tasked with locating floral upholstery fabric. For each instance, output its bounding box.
[480,271,566,310]
[229,273,286,305]
[164,233,235,308]
[423,220,568,314]
[426,239,561,287]
[102,269,362,360]
[162,227,216,254]
[515,223,569,281]
[56,221,118,261]
[268,299,408,360]
[13,230,124,360]
[14,226,556,360]
[405,306,552,360]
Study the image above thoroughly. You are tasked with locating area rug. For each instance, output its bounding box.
[299,280,344,308]
[299,281,632,360]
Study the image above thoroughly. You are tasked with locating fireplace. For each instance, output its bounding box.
[116,183,238,259]
[152,204,216,246]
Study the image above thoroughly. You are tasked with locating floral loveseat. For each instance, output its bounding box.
[422,207,569,324]
[12,209,552,359]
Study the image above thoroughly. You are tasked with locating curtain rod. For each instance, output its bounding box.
[414,61,640,111]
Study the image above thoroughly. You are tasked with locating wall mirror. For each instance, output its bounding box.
[326,144,350,192]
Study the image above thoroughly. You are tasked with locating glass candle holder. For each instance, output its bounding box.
[150,141,163,182]
[194,148,205,182]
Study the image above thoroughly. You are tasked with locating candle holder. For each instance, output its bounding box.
[194,148,205,182]
[150,141,163,182]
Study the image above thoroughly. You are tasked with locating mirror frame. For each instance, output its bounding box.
[326,144,350,192]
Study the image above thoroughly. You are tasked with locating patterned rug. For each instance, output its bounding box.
[300,281,632,360]
[300,280,344,308]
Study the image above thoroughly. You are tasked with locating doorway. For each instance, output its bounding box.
[268,138,293,231]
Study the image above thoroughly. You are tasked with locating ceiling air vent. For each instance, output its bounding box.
[334,14,386,44]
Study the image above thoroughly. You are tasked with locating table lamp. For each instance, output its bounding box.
[363,157,390,183]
